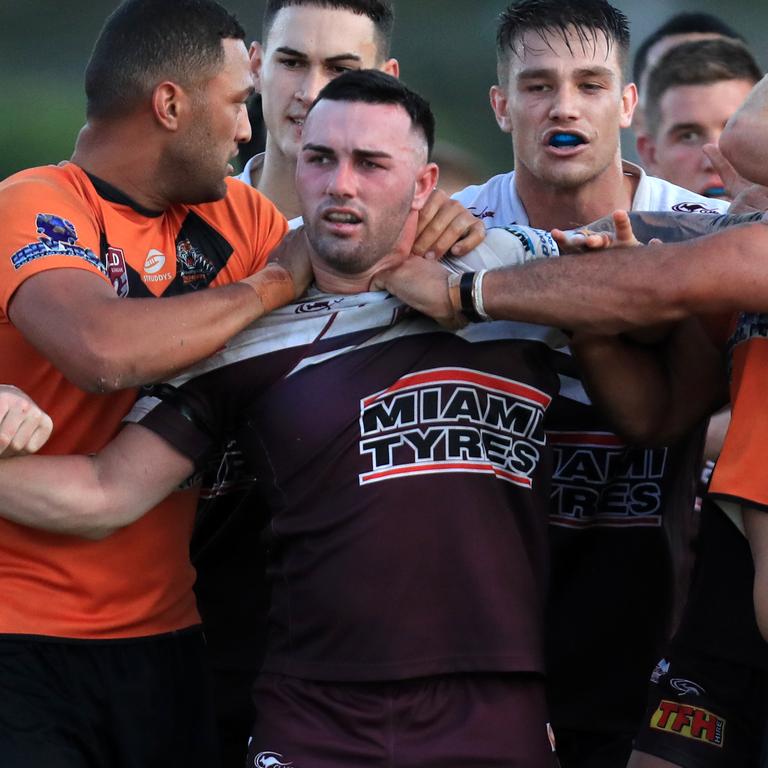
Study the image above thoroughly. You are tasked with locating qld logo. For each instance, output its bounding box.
[255,752,293,768]
[11,213,104,272]
[359,367,550,487]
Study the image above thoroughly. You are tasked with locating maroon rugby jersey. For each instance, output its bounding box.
[128,228,565,682]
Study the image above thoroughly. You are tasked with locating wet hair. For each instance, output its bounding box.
[85,0,245,120]
[632,12,743,86]
[645,39,761,137]
[496,0,630,82]
[262,0,394,58]
[308,69,434,157]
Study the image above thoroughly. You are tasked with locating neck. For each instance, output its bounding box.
[70,121,170,212]
[256,135,302,220]
[514,154,637,230]
[312,263,379,295]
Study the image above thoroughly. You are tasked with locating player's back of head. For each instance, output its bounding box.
[85,0,246,121]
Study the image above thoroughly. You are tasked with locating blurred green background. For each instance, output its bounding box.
[1,0,765,181]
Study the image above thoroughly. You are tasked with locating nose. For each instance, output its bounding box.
[325,160,356,198]
[548,84,580,122]
[235,102,252,144]
[701,130,723,171]
[296,67,328,105]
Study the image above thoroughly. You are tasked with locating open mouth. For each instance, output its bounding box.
[323,211,362,225]
[548,132,587,149]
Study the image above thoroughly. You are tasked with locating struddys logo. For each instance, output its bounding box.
[650,700,725,748]
[11,213,104,273]
[358,367,550,487]
[548,431,666,528]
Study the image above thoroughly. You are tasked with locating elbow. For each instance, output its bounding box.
[610,416,668,448]
[57,340,135,394]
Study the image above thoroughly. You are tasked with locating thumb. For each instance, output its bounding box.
[369,267,392,292]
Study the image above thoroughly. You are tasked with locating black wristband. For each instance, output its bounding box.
[459,271,482,323]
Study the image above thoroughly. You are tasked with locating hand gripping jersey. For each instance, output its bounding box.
[127,227,566,682]
[454,169,731,732]
[0,163,287,638]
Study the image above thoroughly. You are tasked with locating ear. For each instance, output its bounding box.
[412,162,440,211]
[619,82,638,130]
[151,81,187,131]
[382,58,400,78]
[635,133,657,170]
[250,41,265,93]
[490,84,513,134]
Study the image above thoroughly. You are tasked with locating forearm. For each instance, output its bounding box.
[0,425,193,539]
[571,319,726,445]
[11,264,295,392]
[0,454,129,539]
[480,223,768,333]
[570,335,675,444]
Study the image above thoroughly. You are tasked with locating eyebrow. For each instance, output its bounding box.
[666,122,703,135]
[303,143,393,161]
[517,66,616,80]
[275,46,363,64]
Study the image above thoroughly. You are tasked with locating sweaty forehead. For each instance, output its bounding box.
[264,5,381,61]
[509,27,620,74]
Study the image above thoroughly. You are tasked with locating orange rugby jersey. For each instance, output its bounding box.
[709,313,768,511]
[0,162,287,638]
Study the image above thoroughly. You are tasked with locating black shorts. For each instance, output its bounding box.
[0,628,220,768]
[633,648,768,768]
[247,672,558,768]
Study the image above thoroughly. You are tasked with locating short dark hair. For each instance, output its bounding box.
[308,69,434,157]
[632,12,743,86]
[85,0,245,120]
[645,39,761,137]
[496,0,630,81]
[263,1,395,58]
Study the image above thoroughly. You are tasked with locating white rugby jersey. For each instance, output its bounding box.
[453,160,729,228]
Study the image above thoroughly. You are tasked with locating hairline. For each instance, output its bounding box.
[497,25,627,86]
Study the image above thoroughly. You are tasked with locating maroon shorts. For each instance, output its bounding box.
[247,672,557,767]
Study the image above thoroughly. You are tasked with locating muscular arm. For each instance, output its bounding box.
[9,261,298,393]
[0,424,192,539]
[480,222,768,333]
[376,221,768,333]
[570,318,727,445]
